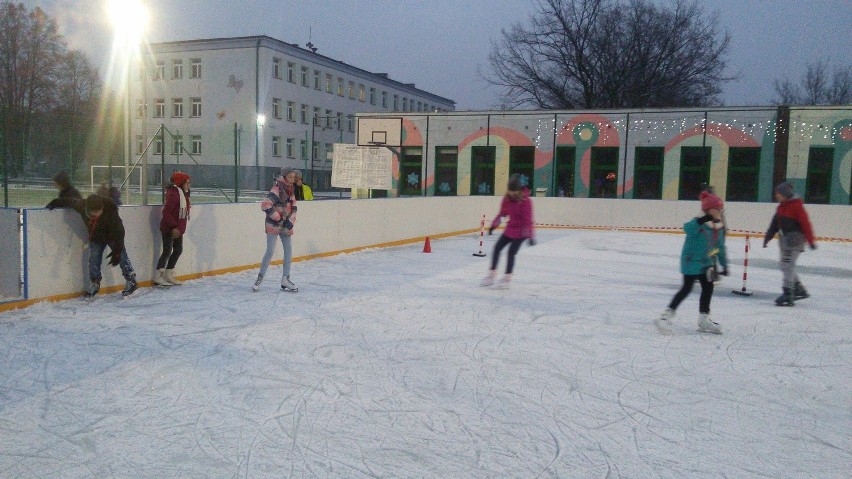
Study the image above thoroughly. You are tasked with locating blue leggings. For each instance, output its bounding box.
[259,232,292,278]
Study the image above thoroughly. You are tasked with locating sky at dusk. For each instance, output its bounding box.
[30,0,852,110]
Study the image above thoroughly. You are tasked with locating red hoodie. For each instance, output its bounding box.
[491,188,535,239]
[763,197,815,247]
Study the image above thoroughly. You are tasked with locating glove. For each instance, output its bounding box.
[46,200,56,210]
[107,249,122,266]
[488,227,494,236]
[528,238,536,246]
[696,214,713,225]
[720,268,729,276]
[809,244,817,250]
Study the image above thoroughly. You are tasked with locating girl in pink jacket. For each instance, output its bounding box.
[481,174,536,288]
[252,167,298,292]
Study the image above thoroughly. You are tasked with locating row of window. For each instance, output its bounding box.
[136,97,202,119]
[269,99,355,131]
[395,145,837,204]
[272,56,445,113]
[270,137,334,162]
[138,134,202,156]
[145,58,202,81]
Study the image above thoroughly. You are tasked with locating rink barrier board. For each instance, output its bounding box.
[1,197,849,311]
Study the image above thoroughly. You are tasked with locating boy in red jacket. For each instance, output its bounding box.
[763,182,817,306]
[154,172,191,286]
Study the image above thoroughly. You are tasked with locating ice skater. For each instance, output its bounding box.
[252,167,299,292]
[763,181,816,306]
[154,172,191,286]
[480,174,535,288]
[656,190,728,334]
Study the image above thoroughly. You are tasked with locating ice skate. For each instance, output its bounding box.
[775,288,795,307]
[122,275,138,297]
[251,274,263,291]
[281,276,299,292]
[164,269,183,285]
[479,270,496,287]
[655,308,674,334]
[84,279,100,299]
[495,273,512,289]
[697,313,721,334]
[154,268,171,286]
[793,282,809,300]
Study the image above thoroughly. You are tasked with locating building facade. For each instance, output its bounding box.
[360,106,852,205]
[130,35,454,191]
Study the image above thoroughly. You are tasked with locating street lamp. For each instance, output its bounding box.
[108,0,148,204]
[256,113,266,190]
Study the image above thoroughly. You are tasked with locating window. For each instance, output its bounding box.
[312,141,319,166]
[369,87,376,105]
[324,143,333,164]
[337,77,344,96]
[359,84,365,102]
[191,135,201,155]
[325,109,333,128]
[348,81,355,99]
[805,147,833,204]
[382,91,388,108]
[172,98,183,117]
[393,94,399,111]
[286,138,295,158]
[155,60,165,80]
[336,112,343,130]
[470,146,496,195]
[272,136,281,157]
[190,98,201,117]
[273,98,282,119]
[135,99,144,118]
[633,147,664,200]
[402,98,408,112]
[417,101,422,112]
[348,116,354,132]
[287,101,295,121]
[190,58,201,78]
[726,147,760,202]
[136,135,144,154]
[313,107,321,125]
[300,139,307,160]
[172,59,183,79]
[326,73,333,93]
[154,99,165,118]
[301,66,309,86]
[154,137,163,155]
[434,147,458,196]
[273,57,281,79]
[509,146,535,191]
[555,146,576,197]
[679,146,711,200]
[300,104,308,124]
[172,136,182,155]
[400,147,423,196]
[314,70,321,89]
[285,62,293,82]
[590,147,619,198]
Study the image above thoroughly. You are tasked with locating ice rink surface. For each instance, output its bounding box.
[1,229,850,478]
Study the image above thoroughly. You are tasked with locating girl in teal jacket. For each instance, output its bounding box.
[657,191,728,334]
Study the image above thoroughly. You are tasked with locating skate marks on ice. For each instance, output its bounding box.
[0,230,850,477]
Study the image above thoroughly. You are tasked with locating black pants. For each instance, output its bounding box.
[490,235,525,274]
[156,232,183,270]
[669,273,714,314]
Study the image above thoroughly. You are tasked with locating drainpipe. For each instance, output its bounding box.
[255,38,261,190]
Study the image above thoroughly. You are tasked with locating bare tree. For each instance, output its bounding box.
[485,0,733,109]
[773,59,851,106]
[0,2,65,176]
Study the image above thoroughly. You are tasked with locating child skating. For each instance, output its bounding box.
[481,174,535,288]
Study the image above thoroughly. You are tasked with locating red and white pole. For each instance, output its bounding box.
[473,215,487,257]
[732,234,753,296]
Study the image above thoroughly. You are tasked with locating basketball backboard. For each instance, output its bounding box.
[357,117,402,147]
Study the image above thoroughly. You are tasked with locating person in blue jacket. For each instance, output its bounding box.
[656,191,728,334]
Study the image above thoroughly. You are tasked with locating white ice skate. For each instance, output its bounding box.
[697,313,722,334]
[479,270,496,287]
[281,276,299,292]
[495,273,512,289]
[655,308,674,334]
[251,274,263,292]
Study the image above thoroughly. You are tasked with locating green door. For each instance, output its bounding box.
[509,146,535,190]
[805,147,832,204]
[726,147,760,202]
[634,147,664,199]
[399,147,422,196]
[470,146,495,195]
[555,146,576,197]
[679,146,711,200]
[590,147,619,198]
[434,146,458,196]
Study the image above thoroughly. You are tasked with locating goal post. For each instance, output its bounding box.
[90,165,143,193]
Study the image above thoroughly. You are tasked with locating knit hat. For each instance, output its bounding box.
[775,181,795,199]
[170,172,190,187]
[53,171,71,188]
[699,190,723,211]
[507,174,522,192]
[279,167,296,179]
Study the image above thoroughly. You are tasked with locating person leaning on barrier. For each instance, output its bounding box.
[46,171,82,209]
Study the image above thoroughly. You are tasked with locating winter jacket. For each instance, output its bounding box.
[763,197,815,249]
[294,183,313,201]
[261,180,297,234]
[159,185,191,235]
[46,186,82,209]
[490,188,535,239]
[680,216,728,276]
[70,198,126,255]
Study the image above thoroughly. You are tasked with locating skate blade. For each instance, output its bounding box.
[731,290,753,296]
[281,287,299,293]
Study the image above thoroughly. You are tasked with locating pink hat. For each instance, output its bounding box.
[699,191,723,211]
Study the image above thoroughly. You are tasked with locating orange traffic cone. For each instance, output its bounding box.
[422,236,432,253]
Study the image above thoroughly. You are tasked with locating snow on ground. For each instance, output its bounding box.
[0,229,850,478]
